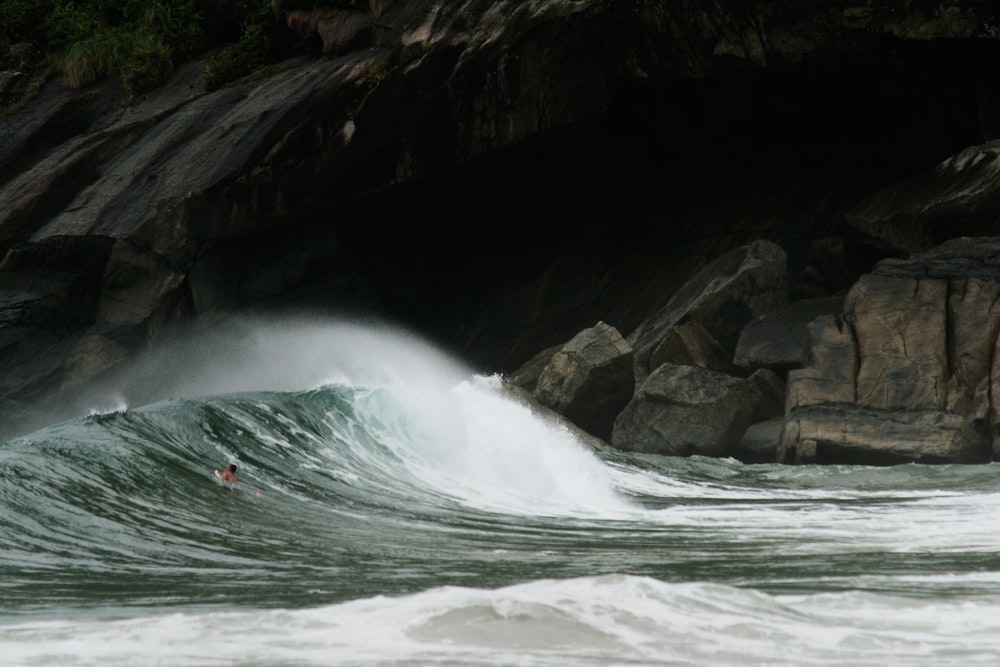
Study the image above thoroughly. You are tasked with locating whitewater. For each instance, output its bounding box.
[2,317,1000,666]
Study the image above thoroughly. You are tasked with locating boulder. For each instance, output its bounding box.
[611,363,784,458]
[6,0,1000,452]
[627,240,788,382]
[784,314,858,409]
[779,405,989,465]
[507,343,562,393]
[499,382,610,452]
[734,295,844,372]
[640,320,737,376]
[781,237,1000,464]
[286,8,375,56]
[738,417,785,463]
[534,321,634,442]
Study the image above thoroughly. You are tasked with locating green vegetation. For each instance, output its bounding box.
[1,0,203,96]
[203,19,271,91]
[0,0,376,99]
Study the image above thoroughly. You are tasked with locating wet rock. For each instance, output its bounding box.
[781,237,1000,464]
[534,321,634,442]
[611,363,783,458]
[733,295,845,373]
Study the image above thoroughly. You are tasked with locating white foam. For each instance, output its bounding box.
[5,575,1000,667]
[337,371,636,517]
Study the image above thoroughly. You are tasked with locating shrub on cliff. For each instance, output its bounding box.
[0,0,378,99]
[57,0,202,95]
[203,15,271,90]
[0,0,203,96]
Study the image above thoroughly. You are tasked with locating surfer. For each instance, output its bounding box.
[215,463,259,496]
[220,464,239,485]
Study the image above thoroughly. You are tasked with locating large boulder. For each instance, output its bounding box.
[780,237,1000,464]
[506,343,563,393]
[640,320,737,376]
[733,295,845,372]
[738,417,785,463]
[534,321,634,442]
[611,363,784,458]
[626,240,788,383]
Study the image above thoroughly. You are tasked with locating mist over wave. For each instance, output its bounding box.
[86,315,475,413]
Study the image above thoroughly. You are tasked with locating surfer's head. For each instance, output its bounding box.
[227,464,237,472]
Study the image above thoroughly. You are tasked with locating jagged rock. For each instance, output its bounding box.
[286,9,375,56]
[846,141,1000,253]
[534,321,633,442]
[640,320,736,376]
[784,314,857,409]
[781,237,1000,464]
[779,405,989,465]
[627,240,788,382]
[734,295,844,372]
[507,343,562,393]
[611,363,783,458]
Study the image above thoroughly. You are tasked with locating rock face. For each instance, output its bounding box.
[521,231,1000,466]
[5,0,1000,458]
[780,237,1000,464]
[1,0,629,436]
[534,321,633,443]
[612,364,784,458]
[733,296,844,373]
[627,240,789,382]
[846,141,1000,253]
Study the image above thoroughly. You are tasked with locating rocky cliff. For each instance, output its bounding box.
[3,0,1000,458]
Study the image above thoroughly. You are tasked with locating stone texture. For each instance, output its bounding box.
[287,9,375,56]
[782,237,1000,464]
[643,320,736,376]
[611,363,783,458]
[507,343,562,393]
[849,273,948,411]
[534,321,634,442]
[846,141,1000,253]
[627,240,788,382]
[734,295,844,372]
[779,405,990,465]
[785,314,858,410]
[738,417,785,463]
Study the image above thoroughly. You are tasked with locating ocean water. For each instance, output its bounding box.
[3,319,1000,667]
